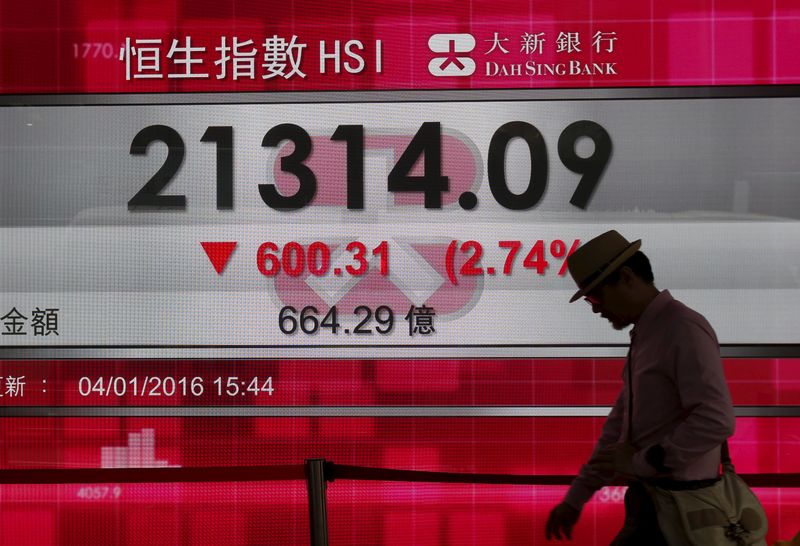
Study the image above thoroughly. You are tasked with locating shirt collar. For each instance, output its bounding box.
[630,289,672,339]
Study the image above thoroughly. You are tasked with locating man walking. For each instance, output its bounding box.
[545,230,736,544]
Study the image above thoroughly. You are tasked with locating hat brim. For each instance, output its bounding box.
[568,240,642,303]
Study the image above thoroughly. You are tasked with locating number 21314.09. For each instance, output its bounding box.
[127,121,611,212]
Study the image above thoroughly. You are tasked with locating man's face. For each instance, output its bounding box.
[584,278,633,330]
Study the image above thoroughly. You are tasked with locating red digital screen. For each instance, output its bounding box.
[2,0,799,544]
[0,359,798,544]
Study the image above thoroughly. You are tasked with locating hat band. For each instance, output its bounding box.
[577,247,633,290]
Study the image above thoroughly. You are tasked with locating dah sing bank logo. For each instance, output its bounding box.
[428,31,619,78]
[428,34,476,77]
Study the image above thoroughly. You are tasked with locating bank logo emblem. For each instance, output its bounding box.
[428,34,475,77]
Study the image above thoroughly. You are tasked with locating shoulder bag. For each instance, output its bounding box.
[642,442,768,546]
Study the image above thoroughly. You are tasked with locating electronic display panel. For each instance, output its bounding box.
[1,1,799,544]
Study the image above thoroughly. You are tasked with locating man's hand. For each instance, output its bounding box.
[545,502,580,541]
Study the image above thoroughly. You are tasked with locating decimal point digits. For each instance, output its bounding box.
[278,306,394,335]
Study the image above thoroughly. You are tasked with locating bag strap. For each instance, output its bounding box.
[721,439,736,473]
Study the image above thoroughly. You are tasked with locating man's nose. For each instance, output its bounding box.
[590,302,602,314]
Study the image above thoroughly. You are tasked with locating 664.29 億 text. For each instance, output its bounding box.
[279,305,436,337]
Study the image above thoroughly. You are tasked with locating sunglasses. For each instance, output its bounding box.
[583,283,607,306]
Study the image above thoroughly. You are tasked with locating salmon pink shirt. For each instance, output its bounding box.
[565,290,736,510]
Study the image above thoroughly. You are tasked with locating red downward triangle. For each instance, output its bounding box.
[201,242,238,275]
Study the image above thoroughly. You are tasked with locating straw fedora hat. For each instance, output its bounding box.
[566,230,641,303]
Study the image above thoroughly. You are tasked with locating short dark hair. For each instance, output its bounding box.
[604,251,654,284]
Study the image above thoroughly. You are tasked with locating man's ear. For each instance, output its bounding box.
[617,265,636,286]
